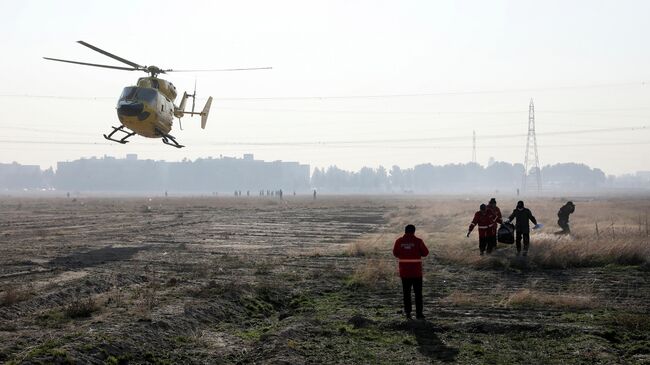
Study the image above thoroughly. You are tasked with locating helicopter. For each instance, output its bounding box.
[44,41,271,148]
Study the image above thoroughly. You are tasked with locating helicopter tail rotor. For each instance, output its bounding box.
[201,97,213,129]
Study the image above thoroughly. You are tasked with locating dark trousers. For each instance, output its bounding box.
[558,219,570,233]
[479,236,497,254]
[515,231,530,253]
[401,277,423,315]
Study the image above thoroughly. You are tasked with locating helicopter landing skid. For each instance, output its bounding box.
[159,132,185,148]
[103,125,136,144]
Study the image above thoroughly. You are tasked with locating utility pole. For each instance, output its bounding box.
[472,130,477,164]
[522,99,542,193]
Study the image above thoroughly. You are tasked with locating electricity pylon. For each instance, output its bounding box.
[522,99,542,193]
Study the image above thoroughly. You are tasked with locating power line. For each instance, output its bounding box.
[0,125,647,147]
[0,80,646,102]
[200,125,649,146]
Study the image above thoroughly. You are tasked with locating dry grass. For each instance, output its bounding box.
[435,236,650,269]
[64,296,99,318]
[348,259,397,288]
[501,289,595,309]
[390,197,650,270]
[380,198,650,270]
[0,286,31,306]
[344,233,392,257]
[528,235,650,269]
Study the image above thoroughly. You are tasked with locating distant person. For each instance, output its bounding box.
[486,198,503,244]
[313,189,317,200]
[555,201,575,235]
[506,201,538,256]
[279,189,283,199]
[467,204,497,255]
[393,224,429,320]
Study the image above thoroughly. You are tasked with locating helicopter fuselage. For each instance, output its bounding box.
[116,77,177,138]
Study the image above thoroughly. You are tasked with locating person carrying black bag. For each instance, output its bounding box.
[506,201,538,256]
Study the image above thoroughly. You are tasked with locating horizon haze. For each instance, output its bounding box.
[1,0,649,175]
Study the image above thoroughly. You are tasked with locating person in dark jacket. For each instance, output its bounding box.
[555,201,575,235]
[393,224,429,320]
[467,204,497,255]
[506,201,538,256]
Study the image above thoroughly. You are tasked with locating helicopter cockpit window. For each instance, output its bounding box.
[119,87,157,104]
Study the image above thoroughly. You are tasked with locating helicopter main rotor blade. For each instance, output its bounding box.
[43,57,139,71]
[77,40,143,69]
[166,67,273,72]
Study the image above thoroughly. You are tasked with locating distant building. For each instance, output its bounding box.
[53,154,310,193]
[0,162,43,189]
[637,171,650,181]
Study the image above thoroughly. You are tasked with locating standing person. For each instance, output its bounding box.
[393,224,429,320]
[555,201,575,235]
[467,204,497,255]
[506,201,538,256]
[313,189,317,200]
[486,198,502,252]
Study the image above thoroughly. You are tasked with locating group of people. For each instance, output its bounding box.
[467,198,539,256]
[392,200,576,319]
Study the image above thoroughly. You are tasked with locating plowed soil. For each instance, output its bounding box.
[1,196,649,364]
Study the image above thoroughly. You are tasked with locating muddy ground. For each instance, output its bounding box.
[0,196,649,364]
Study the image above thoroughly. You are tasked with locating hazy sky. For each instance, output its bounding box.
[1,0,649,175]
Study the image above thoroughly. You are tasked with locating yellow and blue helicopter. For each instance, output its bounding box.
[44,41,271,148]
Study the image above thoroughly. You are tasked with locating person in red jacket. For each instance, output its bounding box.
[486,198,503,252]
[393,224,429,320]
[467,204,497,255]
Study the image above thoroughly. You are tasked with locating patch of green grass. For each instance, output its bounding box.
[605,312,650,332]
[172,335,192,345]
[235,324,275,341]
[144,351,173,365]
[242,296,274,317]
[24,338,64,359]
[35,309,68,328]
[561,310,650,332]
[452,332,617,365]
[48,348,74,364]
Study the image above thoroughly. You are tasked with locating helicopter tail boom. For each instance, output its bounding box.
[174,92,189,118]
[177,96,212,129]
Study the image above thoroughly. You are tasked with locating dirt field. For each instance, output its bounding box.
[1,196,649,364]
